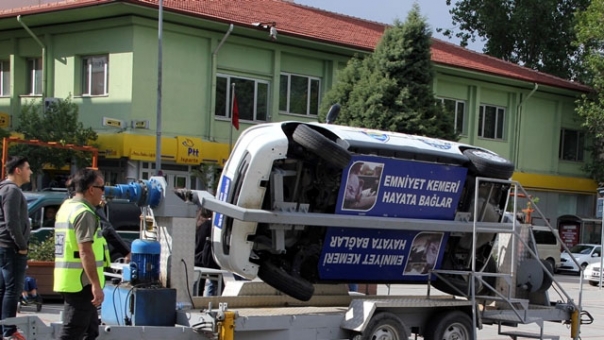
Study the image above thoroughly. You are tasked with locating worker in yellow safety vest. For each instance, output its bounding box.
[53,168,110,340]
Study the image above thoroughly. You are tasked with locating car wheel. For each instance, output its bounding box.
[292,124,351,169]
[355,312,407,340]
[463,149,515,179]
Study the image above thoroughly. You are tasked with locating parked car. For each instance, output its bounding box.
[558,244,601,274]
[583,262,604,286]
[26,191,142,260]
[531,226,562,272]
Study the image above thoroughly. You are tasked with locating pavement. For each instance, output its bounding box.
[15,273,604,339]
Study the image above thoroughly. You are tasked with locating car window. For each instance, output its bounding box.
[570,245,594,254]
[533,230,556,245]
[595,247,601,256]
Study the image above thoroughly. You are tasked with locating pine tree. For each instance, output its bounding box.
[320,4,457,141]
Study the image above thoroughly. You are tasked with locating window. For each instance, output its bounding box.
[559,128,584,162]
[82,55,108,96]
[439,98,466,135]
[215,75,269,122]
[0,60,9,96]
[478,104,505,140]
[279,73,320,116]
[27,57,42,96]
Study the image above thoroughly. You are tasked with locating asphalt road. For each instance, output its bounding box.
[15,273,603,339]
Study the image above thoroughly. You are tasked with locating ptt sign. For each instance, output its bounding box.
[182,138,199,157]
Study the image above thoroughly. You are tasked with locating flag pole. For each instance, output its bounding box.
[229,83,235,152]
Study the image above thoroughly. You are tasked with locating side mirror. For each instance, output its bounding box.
[326,104,340,124]
[593,253,600,257]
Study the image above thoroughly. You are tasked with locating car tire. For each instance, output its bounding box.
[463,149,515,179]
[292,124,351,169]
[258,261,315,301]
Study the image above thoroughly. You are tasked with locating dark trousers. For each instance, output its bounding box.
[60,285,99,340]
[0,247,27,337]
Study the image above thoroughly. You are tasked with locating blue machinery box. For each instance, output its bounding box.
[101,284,176,326]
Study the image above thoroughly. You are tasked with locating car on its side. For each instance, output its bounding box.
[558,244,601,274]
[208,121,517,301]
[583,262,604,286]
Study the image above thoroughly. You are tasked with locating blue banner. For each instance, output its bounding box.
[213,175,232,229]
[319,228,449,281]
[336,155,467,220]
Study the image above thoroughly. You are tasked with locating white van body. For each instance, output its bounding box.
[531,226,561,270]
[212,122,516,300]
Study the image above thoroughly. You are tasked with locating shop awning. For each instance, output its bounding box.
[96,133,230,166]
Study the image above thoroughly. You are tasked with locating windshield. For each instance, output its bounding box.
[570,244,594,254]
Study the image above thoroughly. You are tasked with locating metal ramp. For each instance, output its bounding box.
[429,177,585,340]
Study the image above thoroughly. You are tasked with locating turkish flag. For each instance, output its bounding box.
[232,94,239,130]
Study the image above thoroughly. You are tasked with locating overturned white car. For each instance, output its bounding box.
[184,121,515,301]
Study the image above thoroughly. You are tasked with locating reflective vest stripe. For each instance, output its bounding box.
[55,260,105,269]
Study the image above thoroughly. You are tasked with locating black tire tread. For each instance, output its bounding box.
[463,149,515,179]
[292,124,351,169]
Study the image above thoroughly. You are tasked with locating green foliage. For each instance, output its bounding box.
[11,96,97,177]
[320,5,457,141]
[28,235,55,262]
[575,0,604,184]
[441,0,590,80]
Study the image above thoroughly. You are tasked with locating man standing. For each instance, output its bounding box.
[54,169,110,340]
[0,156,32,340]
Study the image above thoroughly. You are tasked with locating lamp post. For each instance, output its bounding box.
[155,0,163,176]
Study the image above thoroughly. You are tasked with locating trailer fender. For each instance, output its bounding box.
[340,300,409,337]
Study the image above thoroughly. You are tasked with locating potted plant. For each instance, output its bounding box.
[27,235,58,298]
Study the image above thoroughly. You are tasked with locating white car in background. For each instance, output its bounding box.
[558,244,601,274]
[584,262,604,286]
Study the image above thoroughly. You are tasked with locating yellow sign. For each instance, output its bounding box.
[176,136,202,164]
[0,112,10,129]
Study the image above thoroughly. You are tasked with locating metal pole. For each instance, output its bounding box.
[229,83,235,152]
[154,0,163,175]
[600,195,604,289]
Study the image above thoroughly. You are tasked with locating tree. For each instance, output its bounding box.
[441,0,590,80]
[574,0,604,184]
[10,97,98,186]
[320,4,457,141]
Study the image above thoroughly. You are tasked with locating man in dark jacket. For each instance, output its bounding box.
[194,208,220,296]
[0,156,32,340]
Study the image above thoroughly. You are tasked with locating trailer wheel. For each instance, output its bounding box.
[354,312,408,340]
[425,310,473,340]
[292,124,351,169]
[463,149,515,179]
[258,261,315,301]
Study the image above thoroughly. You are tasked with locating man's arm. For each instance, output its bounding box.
[78,241,104,306]
[2,189,28,252]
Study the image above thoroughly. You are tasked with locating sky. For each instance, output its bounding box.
[293,0,485,52]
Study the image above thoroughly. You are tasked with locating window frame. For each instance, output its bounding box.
[81,55,109,96]
[559,128,585,162]
[214,74,270,123]
[279,73,321,116]
[27,57,42,96]
[438,97,467,136]
[0,60,9,97]
[478,104,506,140]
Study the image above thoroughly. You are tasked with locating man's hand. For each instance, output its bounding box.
[18,249,27,255]
[91,284,104,307]
[124,253,131,263]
